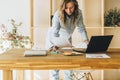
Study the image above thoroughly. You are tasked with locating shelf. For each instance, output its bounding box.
[86,27,102,28]
[104,27,120,29]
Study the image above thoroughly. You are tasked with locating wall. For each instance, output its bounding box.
[0,0,30,36]
[34,0,50,27]
[105,0,120,11]
[104,70,120,80]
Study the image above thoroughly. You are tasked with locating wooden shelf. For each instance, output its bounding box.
[104,27,120,29]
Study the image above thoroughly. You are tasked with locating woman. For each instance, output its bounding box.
[46,0,89,80]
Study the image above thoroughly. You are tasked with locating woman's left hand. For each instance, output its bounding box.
[84,40,89,45]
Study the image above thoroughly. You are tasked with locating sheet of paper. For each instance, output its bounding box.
[86,53,110,58]
[74,42,87,48]
[51,36,72,47]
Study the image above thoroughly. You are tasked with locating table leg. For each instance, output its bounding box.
[101,70,104,80]
[3,70,13,80]
[31,70,34,80]
[17,70,24,80]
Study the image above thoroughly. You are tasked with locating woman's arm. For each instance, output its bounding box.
[76,10,89,44]
[51,11,61,37]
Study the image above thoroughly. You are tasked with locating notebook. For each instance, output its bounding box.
[73,35,113,53]
[24,50,47,56]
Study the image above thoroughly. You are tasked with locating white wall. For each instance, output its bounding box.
[0,0,30,36]
[34,0,50,27]
[105,0,120,11]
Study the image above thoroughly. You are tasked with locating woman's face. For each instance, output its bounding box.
[65,2,75,16]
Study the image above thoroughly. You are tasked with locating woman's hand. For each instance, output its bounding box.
[84,39,89,45]
[52,45,59,51]
[48,45,59,52]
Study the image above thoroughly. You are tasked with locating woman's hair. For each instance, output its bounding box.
[59,0,79,26]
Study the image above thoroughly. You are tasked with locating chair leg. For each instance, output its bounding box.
[88,72,93,80]
[84,72,93,80]
[72,72,93,80]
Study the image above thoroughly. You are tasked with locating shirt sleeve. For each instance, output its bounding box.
[76,10,88,41]
[51,11,60,37]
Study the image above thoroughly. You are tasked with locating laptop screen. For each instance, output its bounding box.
[86,35,113,53]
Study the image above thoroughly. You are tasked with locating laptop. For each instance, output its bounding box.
[73,35,113,53]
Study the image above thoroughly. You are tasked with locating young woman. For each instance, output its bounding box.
[46,0,89,80]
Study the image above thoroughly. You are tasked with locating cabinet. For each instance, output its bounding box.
[82,1,120,79]
[104,0,120,48]
[83,0,120,48]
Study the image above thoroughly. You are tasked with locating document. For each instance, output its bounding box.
[51,36,72,47]
[86,53,110,58]
[73,42,87,48]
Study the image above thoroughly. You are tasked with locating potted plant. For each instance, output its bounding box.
[104,7,120,27]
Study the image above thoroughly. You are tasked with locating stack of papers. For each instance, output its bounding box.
[86,54,110,58]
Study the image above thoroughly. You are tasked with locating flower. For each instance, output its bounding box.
[0,19,31,52]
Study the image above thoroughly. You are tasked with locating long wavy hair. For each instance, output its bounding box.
[59,0,79,26]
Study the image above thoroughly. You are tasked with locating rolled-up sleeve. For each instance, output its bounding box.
[77,10,88,41]
[51,11,60,37]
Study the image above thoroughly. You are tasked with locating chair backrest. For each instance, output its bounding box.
[50,15,53,26]
[51,15,53,20]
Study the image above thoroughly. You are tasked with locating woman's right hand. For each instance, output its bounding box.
[48,45,59,52]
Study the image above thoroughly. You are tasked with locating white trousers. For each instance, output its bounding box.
[49,70,72,80]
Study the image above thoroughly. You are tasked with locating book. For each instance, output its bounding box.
[24,50,47,56]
